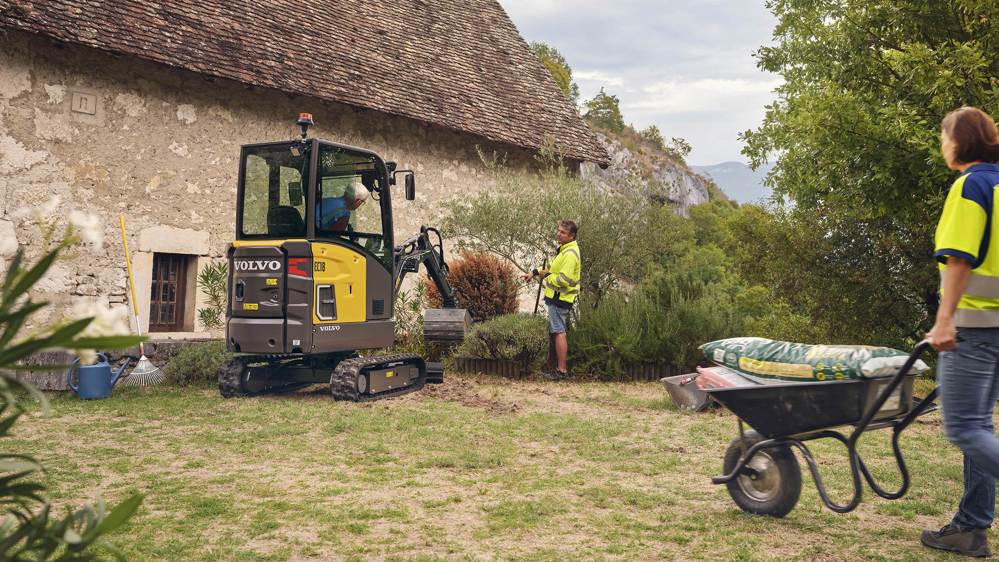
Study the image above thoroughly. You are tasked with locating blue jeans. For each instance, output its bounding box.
[939,327,999,529]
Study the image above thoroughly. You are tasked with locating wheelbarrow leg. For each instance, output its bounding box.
[857,386,940,500]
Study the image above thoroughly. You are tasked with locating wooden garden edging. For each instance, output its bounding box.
[455,357,679,381]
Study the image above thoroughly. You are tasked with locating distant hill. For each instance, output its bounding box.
[691,161,773,204]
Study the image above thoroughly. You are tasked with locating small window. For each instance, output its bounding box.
[149,253,192,332]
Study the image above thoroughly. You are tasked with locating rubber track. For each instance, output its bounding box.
[329,353,425,402]
[218,354,293,398]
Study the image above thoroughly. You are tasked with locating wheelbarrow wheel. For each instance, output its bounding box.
[723,430,801,517]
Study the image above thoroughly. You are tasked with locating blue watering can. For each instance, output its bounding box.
[66,353,132,400]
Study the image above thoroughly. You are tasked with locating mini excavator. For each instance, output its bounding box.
[220,114,470,401]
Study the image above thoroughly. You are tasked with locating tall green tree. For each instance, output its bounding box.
[531,42,580,107]
[584,88,626,133]
[742,0,999,345]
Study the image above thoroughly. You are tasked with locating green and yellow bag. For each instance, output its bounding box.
[700,337,928,381]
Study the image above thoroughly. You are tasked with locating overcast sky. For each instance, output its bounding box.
[499,0,781,166]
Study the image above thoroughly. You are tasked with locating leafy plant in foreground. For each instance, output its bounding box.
[0,238,144,560]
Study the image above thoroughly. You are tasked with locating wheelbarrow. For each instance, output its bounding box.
[704,340,938,517]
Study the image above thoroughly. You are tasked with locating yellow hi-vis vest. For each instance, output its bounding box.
[935,163,999,327]
[543,240,581,307]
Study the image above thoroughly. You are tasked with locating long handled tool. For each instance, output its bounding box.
[118,215,164,386]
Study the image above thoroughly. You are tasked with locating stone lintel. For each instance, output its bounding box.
[137,225,210,255]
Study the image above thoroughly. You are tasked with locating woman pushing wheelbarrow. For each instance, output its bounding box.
[921,106,999,558]
[701,107,999,558]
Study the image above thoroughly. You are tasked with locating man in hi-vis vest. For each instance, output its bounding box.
[524,220,581,380]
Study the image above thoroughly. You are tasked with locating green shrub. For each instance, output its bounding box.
[197,260,228,330]
[569,293,642,377]
[426,251,518,322]
[571,253,749,376]
[456,314,548,370]
[165,340,232,386]
[389,286,431,357]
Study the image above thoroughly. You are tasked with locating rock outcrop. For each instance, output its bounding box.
[580,132,713,217]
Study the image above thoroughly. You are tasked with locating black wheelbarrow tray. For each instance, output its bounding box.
[704,340,938,517]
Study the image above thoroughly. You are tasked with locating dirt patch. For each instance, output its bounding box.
[393,375,522,415]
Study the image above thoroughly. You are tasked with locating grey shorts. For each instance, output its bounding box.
[547,305,571,334]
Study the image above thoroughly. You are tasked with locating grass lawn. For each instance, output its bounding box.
[15,374,979,561]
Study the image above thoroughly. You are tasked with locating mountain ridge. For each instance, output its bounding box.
[691,161,773,204]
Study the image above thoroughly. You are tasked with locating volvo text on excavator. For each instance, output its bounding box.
[220,113,470,401]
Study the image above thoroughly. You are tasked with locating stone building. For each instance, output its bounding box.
[0,0,607,338]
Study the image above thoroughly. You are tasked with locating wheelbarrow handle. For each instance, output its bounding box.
[850,340,932,444]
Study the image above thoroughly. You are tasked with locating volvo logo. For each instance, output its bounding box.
[234,259,282,272]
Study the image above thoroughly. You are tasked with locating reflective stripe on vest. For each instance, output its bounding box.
[556,272,579,287]
[940,270,999,327]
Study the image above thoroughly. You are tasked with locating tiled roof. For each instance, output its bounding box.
[0,0,609,165]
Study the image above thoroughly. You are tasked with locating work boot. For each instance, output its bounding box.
[921,524,991,557]
[541,370,569,381]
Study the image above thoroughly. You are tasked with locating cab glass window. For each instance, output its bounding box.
[317,145,388,265]
[240,145,309,237]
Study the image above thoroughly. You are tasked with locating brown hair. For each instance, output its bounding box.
[941,107,999,164]
[559,219,577,238]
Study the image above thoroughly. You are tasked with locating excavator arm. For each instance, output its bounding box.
[393,226,470,342]
[394,226,458,306]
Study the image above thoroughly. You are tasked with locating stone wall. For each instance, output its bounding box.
[0,29,541,336]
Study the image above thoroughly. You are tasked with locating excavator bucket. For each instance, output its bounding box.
[423,308,471,343]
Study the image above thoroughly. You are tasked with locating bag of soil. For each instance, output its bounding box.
[700,337,928,381]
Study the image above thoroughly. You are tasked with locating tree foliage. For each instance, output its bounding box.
[441,159,694,306]
[530,42,580,107]
[443,158,825,373]
[742,0,999,345]
[583,88,626,133]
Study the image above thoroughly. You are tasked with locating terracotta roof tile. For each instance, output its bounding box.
[0,0,609,165]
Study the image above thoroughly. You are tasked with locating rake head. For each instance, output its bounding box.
[122,355,164,386]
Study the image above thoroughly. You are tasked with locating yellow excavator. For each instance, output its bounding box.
[220,114,469,401]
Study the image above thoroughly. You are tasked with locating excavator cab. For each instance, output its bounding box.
[221,114,470,401]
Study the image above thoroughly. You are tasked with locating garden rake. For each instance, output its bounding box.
[118,215,164,386]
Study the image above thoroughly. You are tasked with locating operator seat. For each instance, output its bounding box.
[267,206,305,237]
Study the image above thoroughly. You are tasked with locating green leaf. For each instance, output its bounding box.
[0,301,47,329]
[0,318,92,367]
[0,459,41,474]
[0,249,24,297]
[65,335,145,350]
[91,494,142,537]
[43,318,95,348]
[3,248,60,303]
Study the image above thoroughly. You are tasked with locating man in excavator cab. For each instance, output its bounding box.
[220,113,470,401]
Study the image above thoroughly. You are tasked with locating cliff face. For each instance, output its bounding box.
[579,132,714,217]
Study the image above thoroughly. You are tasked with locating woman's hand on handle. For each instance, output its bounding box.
[927,317,957,351]
[929,256,972,352]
